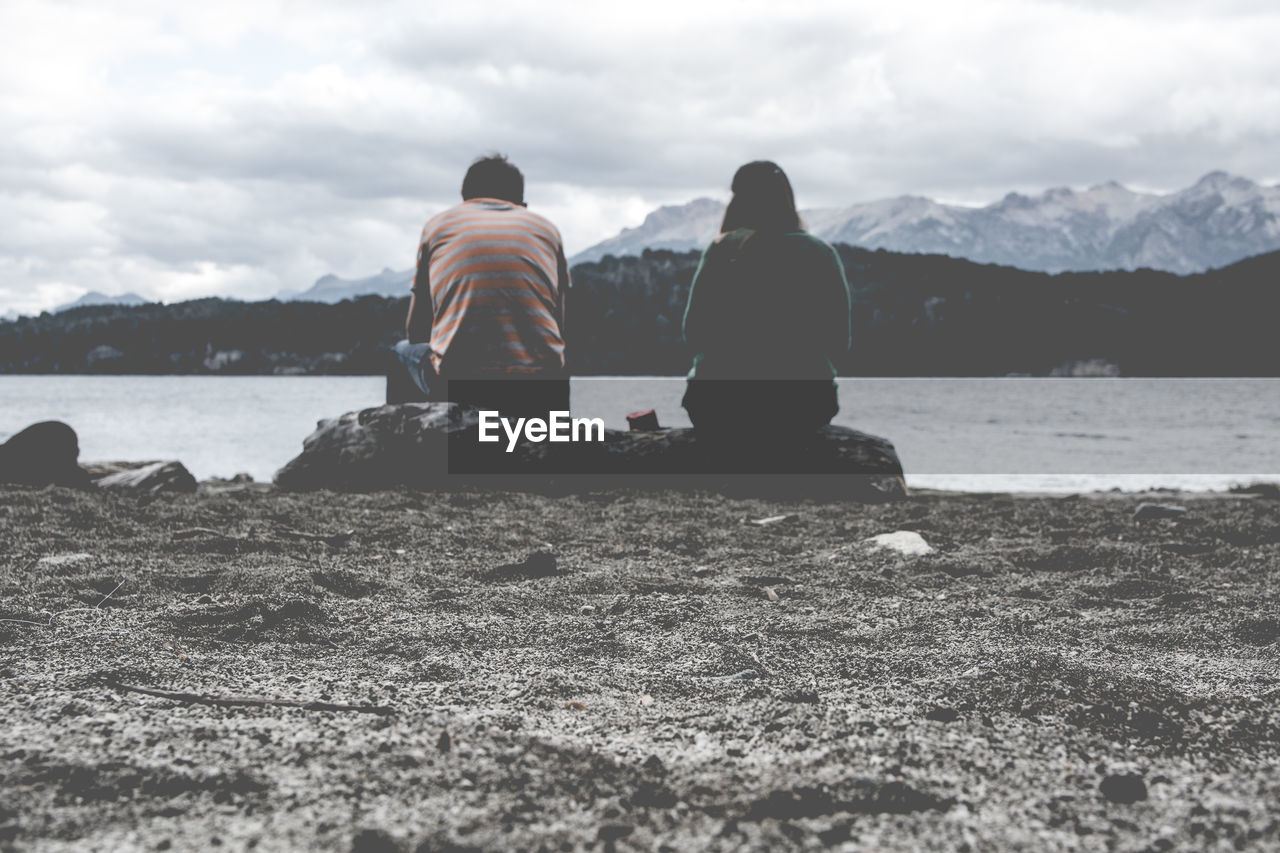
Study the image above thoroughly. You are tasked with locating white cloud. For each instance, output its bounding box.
[2,0,1280,314]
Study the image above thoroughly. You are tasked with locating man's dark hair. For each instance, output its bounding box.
[720,160,803,234]
[461,154,524,204]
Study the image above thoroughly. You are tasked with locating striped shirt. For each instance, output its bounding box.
[415,198,568,375]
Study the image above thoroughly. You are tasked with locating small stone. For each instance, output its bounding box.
[580,605,596,615]
[37,553,92,566]
[96,460,197,495]
[1100,773,1148,804]
[349,828,401,853]
[925,706,960,722]
[597,825,634,842]
[488,551,561,580]
[1132,503,1187,522]
[865,531,934,556]
[723,669,760,681]
[750,514,798,527]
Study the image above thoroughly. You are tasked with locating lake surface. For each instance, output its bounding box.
[2,375,1277,492]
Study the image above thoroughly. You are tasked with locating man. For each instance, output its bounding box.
[392,154,570,416]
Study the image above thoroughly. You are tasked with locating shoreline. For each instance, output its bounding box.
[6,375,1279,489]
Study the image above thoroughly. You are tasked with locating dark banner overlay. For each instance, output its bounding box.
[406,377,1280,485]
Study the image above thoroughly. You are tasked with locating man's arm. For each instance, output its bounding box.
[555,244,569,341]
[405,241,433,343]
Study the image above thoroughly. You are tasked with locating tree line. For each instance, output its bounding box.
[1,246,1276,376]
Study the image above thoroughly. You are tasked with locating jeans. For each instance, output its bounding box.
[393,339,437,399]
[390,340,570,417]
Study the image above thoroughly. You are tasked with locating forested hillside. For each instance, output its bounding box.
[2,247,1277,376]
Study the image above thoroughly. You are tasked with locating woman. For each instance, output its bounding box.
[682,161,852,439]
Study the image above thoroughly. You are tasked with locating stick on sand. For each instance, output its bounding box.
[108,680,394,716]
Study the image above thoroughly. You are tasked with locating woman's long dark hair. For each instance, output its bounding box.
[720,160,803,234]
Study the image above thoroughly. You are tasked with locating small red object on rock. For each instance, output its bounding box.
[626,409,660,431]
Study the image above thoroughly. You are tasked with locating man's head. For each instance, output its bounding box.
[461,154,524,205]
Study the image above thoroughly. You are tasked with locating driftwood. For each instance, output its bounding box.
[170,526,354,547]
[172,526,246,541]
[108,680,394,716]
[93,461,197,495]
[274,527,355,547]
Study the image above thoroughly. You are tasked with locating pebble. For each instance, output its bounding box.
[925,706,960,722]
[580,605,595,615]
[597,824,634,842]
[749,514,798,527]
[865,531,934,556]
[37,553,92,566]
[723,669,760,681]
[1100,773,1148,804]
[349,828,400,853]
[1132,503,1187,522]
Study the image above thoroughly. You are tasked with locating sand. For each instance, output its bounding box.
[1,483,1278,851]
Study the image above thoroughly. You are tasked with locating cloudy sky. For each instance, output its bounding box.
[2,0,1278,315]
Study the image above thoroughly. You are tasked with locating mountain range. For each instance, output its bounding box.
[52,291,148,313]
[570,171,1280,274]
[15,171,1272,319]
[277,268,413,303]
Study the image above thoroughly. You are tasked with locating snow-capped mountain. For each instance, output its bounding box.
[573,197,728,263]
[570,172,1280,274]
[282,268,414,303]
[53,291,148,313]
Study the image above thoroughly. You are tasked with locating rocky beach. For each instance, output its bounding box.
[1,480,1277,851]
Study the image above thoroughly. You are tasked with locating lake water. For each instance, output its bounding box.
[2,375,1277,493]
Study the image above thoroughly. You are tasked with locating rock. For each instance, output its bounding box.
[1230,482,1280,499]
[487,551,561,581]
[597,824,634,843]
[93,461,197,495]
[865,531,934,556]
[38,553,93,566]
[925,706,960,722]
[0,421,92,488]
[722,669,760,681]
[349,828,402,853]
[1100,773,1148,804]
[274,402,907,500]
[749,514,798,526]
[1132,503,1188,522]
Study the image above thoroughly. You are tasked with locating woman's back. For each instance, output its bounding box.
[683,228,851,381]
